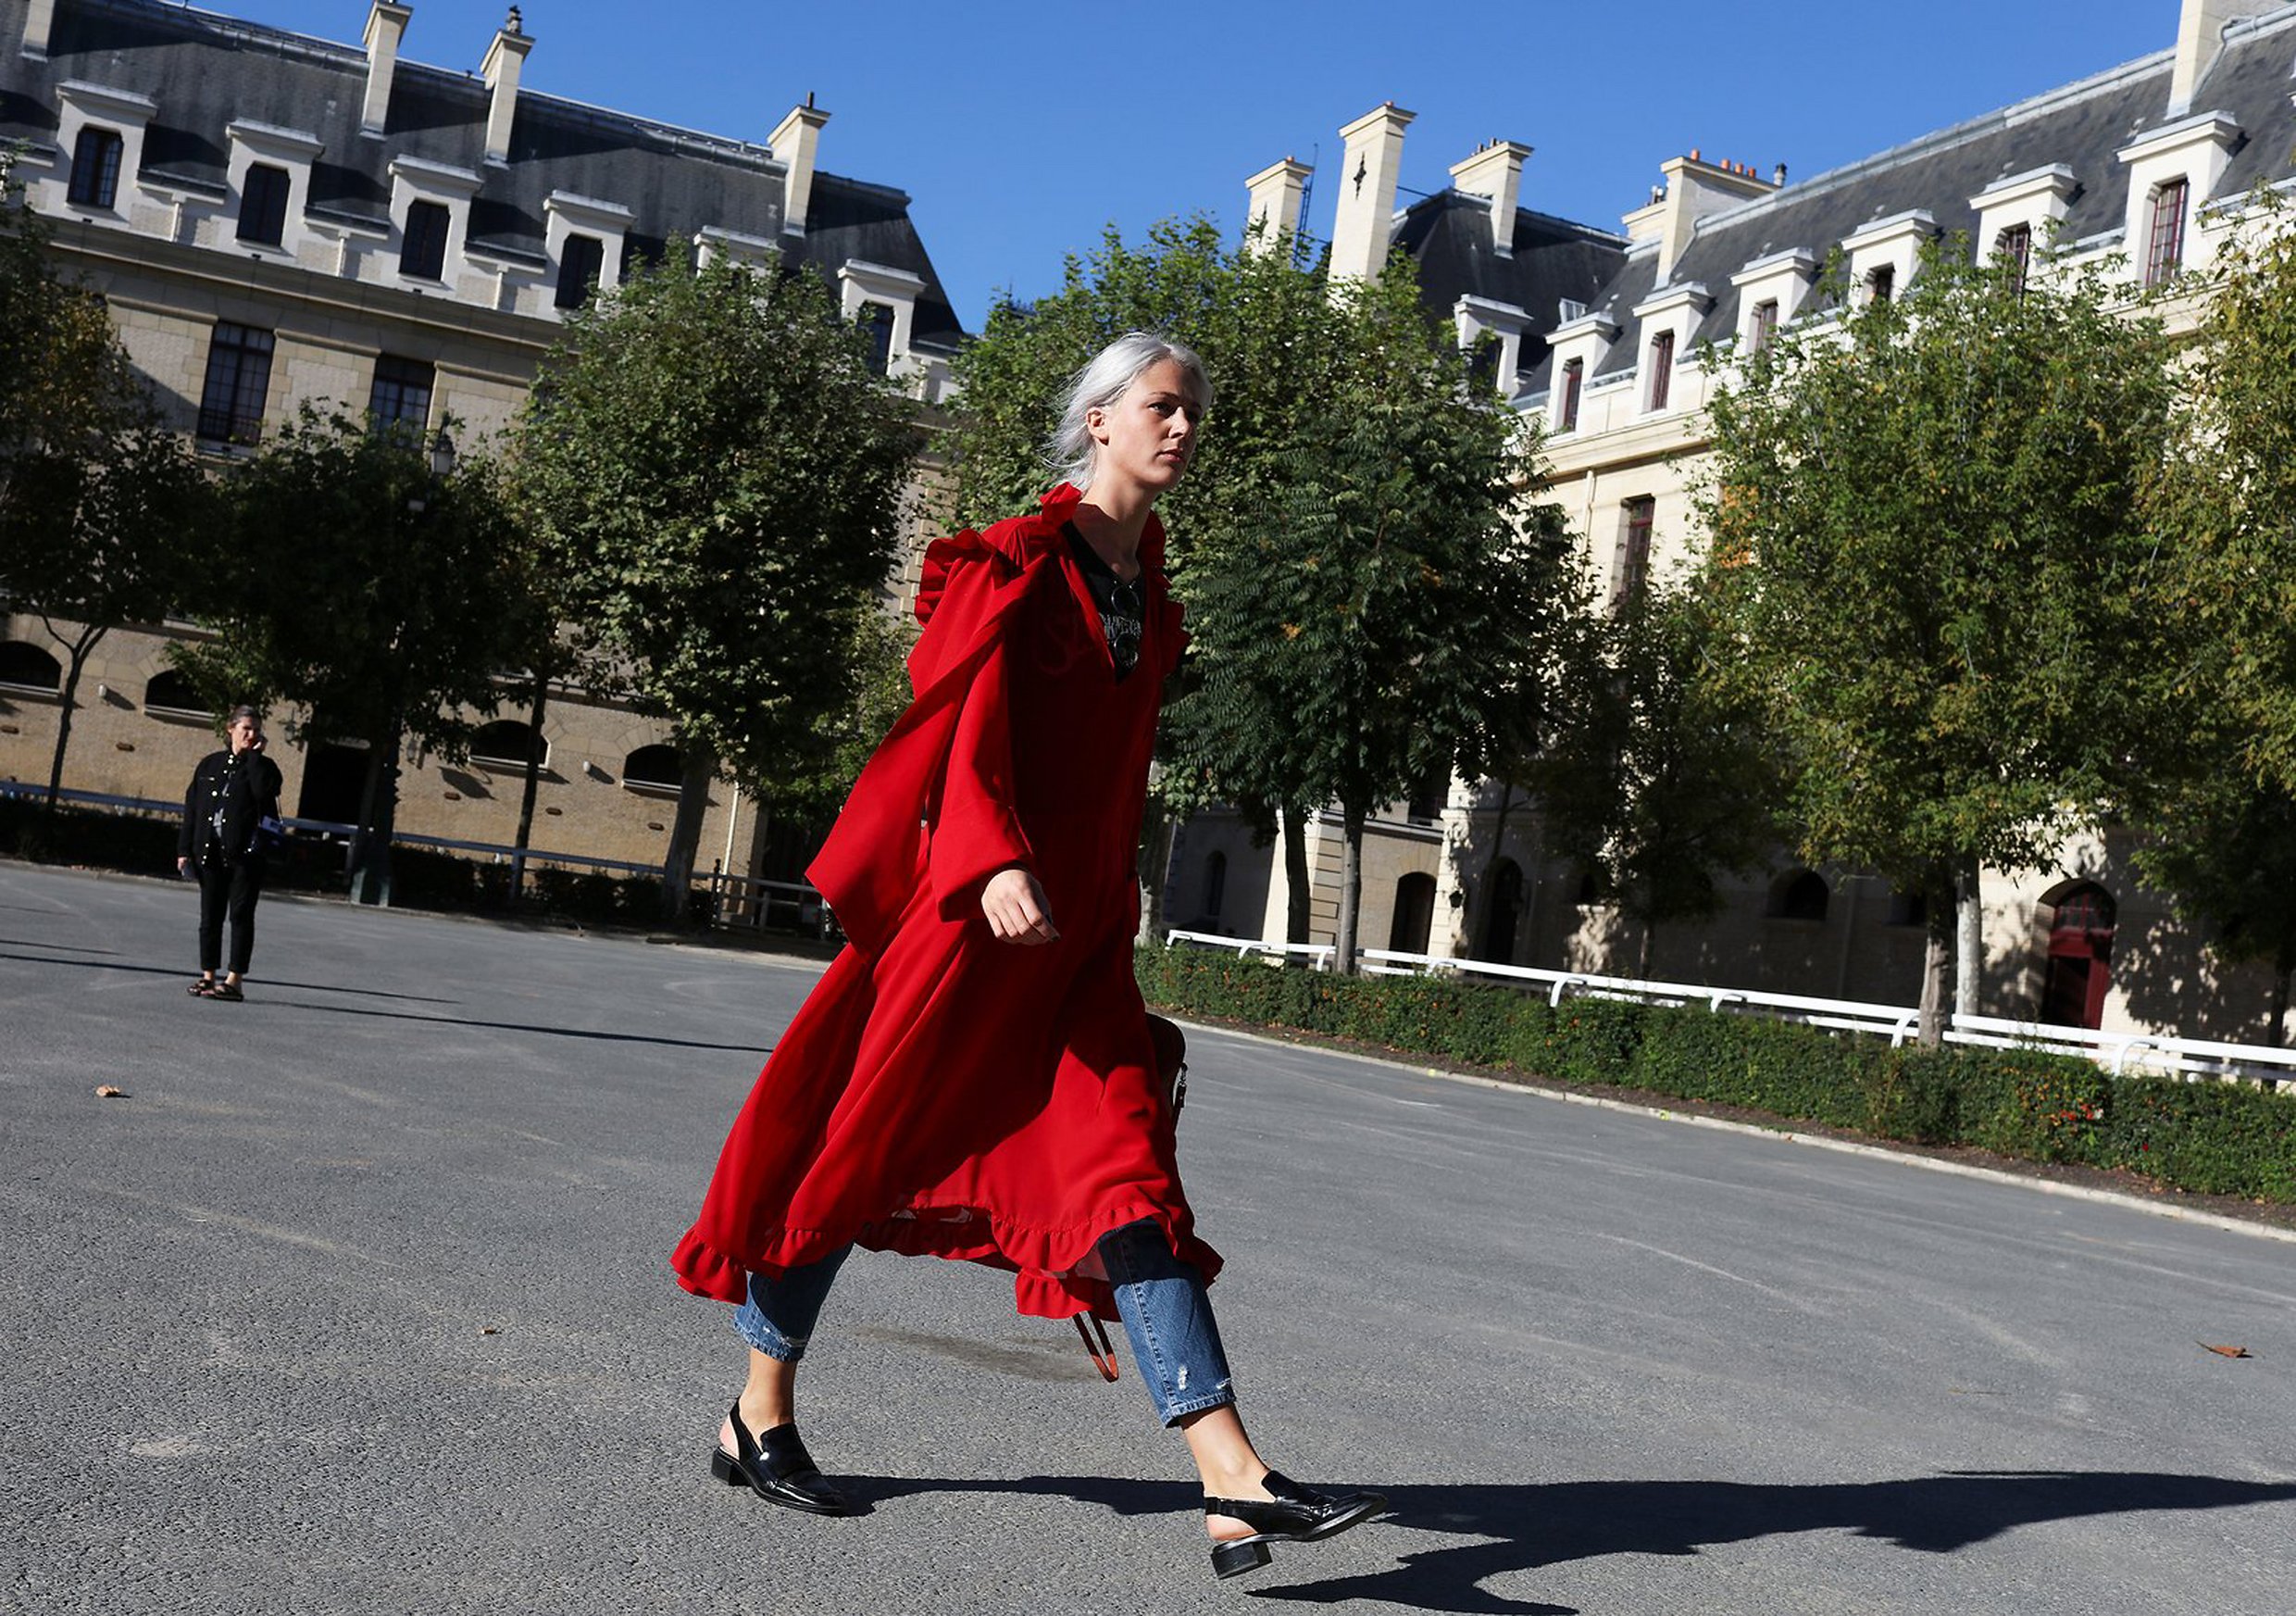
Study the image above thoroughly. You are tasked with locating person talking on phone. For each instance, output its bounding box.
[177,705,284,1002]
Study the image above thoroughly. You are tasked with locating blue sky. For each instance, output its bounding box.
[225,1,2181,328]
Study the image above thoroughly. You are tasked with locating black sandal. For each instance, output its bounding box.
[208,981,244,1002]
[710,1402,853,1516]
[1204,1471,1388,1580]
[188,979,216,997]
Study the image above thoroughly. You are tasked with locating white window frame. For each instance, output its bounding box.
[386,156,481,290]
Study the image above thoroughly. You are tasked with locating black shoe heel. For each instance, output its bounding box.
[1202,1471,1386,1581]
[1211,1539,1273,1580]
[713,1402,853,1516]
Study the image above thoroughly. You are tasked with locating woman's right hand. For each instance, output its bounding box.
[981,866,1059,945]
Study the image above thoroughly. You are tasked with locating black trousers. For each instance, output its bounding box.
[195,858,266,975]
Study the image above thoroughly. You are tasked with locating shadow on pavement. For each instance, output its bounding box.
[0,948,454,1002]
[842,1469,2296,1614]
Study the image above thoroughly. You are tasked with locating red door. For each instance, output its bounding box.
[2040,884,2115,1029]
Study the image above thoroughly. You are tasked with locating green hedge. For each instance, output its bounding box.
[1136,942,2296,1207]
[0,799,709,928]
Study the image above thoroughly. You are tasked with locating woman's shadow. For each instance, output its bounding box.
[846,1469,2296,1613]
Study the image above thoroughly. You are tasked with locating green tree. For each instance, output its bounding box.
[514,255,917,920]
[1529,577,1785,977]
[173,410,529,902]
[0,152,208,813]
[2123,196,2296,1042]
[1698,241,2176,1044]
[950,221,1570,969]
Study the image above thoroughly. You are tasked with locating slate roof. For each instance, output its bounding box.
[1391,191,1628,393]
[1510,11,2296,392]
[2,0,964,348]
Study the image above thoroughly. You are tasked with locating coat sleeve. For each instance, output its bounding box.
[179,760,202,858]
[926,633,1033,919]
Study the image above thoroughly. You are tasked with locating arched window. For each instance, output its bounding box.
[143,670,212,718]
[1769,869,1829,922]
[1389,872,1437,955]
[622,743,683,791]
[471,719,546,770]
[0,642,62,693]
[1202,851,1227,920]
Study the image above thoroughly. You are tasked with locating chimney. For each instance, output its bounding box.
[1448,140,1530,258]
[21,0,57,57]
[1244,157,1313,249]
[2171,0,2276,115]
[480,7,533,167]
[770,96,830,236]
[1329,102,1415,282]
[1648,152,1775,282]
[360,3,413,136]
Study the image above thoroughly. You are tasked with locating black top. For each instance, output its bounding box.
[1063,523,1143,682]
[179,747,284,867]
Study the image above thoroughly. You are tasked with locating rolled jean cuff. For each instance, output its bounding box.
[730,1303,807,1363]
[1151,1384,1237,1429]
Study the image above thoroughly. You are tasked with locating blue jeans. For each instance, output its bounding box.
[730,1221,1235,1429]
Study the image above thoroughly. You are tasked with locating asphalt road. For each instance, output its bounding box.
[3,860,2291,1616]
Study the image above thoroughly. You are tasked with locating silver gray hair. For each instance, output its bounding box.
[1048,331,1213,491]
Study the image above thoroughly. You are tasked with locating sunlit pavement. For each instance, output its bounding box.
[5,859,2291,1615]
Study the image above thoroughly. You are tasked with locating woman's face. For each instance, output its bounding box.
[1088,357,1203,497]
[228,715,262,753]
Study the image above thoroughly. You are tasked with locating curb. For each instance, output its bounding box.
[1169,1016,2296,1247]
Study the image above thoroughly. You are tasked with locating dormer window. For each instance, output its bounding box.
[857,302,895,376]
[1646,331,1675,412]
[401,200,451,280]
[67,128,123,209]
[237,163,292,246]
[1994,223,2033,292]
[555,233,605,309]
[2144,178,2189,286]
[1749,299,1779,354]
[1866,264,1895,306]
[1558,358,1584,432]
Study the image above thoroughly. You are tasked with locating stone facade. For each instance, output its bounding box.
[2,0,964,881]
[1166,0,2296,1041]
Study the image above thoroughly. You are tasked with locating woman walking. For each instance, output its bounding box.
[673,332,1385,1580]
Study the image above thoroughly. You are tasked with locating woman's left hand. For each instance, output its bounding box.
[981,866,1059,946]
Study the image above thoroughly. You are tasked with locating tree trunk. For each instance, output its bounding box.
[1464,783,1516,959]
[1282,805,1311,946]
[1334,799,1366,975]
[1917,866,1954,1048]
[1953,855,1982,1021]
[2270,951,2291,1050]
[510,671,548,904]
[660,746,716,926]
[1636,917,1657,982]
[42,626,101,818]
[350,730,401,907]
[1136,798,1175,945]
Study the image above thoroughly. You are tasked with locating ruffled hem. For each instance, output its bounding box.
[672,1200,1221,1322]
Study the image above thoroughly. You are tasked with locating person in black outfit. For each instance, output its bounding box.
[177,706,283,1001]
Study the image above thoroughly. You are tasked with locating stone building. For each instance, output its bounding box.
[1,0,962,880]
[1167,0,2296,1041]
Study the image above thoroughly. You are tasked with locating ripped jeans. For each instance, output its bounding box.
[731,1219,1236,1429]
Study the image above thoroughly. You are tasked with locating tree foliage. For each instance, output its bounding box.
[950,221,1573,969]
[1529,577,1785,974]
[0,152,209,810]
[2123,197,2296,1040]
[1698,240,2175,1041]
[514,255,918,913]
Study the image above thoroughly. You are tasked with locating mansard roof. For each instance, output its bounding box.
[2,0,964,348]
[1393,190,1628,387]
[1529,12,2296,392]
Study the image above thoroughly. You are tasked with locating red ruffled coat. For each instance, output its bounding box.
[672,486,1220,1321]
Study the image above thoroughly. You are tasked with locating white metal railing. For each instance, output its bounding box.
[1162,930,2296,1090]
